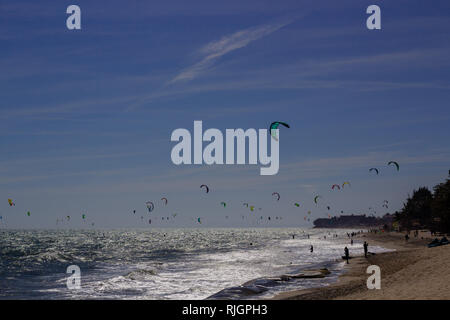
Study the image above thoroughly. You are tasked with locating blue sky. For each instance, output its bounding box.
[1,0,450,228]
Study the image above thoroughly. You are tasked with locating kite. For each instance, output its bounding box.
[272,192,280,201]
[314,195,321,204]
[250,206,255,212]
[342,182,351,188]
[27,211,31,216]
[332,184,341,190]
[269,121,290,141]
[8,199,15,206]
[161,197,168,205]
[369,168,379,175]
[200,185,209,193]
[220,202,226,208]
[146,201,155,213]
[388,161,400,171]
[294,203,300,207]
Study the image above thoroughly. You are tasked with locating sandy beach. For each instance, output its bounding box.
[273,231,450,300]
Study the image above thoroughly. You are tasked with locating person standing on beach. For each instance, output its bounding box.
[310,245,314,253]
[363,241,368,258]
[351,239,354,245]
[344,247,349,264]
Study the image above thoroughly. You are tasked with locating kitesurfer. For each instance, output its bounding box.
[363,241,368,258]
[344,247,350,264]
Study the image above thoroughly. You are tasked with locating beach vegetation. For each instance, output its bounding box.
[431,173,450,233]
[395,171,450,233]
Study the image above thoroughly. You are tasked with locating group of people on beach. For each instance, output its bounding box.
[344,231,369,264]
[303,231,369,264]
[343,241,369,264]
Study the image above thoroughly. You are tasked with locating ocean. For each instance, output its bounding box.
[0,228,391,300]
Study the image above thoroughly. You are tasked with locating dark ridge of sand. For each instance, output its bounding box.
[207,269,332,300]
[272,231,450,300]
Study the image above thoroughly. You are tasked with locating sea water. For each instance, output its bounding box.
[0,228,391,299]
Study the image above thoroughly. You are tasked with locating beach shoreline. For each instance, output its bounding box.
[272,230,450,300]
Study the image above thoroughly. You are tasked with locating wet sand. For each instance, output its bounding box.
[273,230,450,300]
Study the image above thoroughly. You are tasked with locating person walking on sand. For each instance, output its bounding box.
[344,247,350,264]
[363,241,368,258]
[351,239,354,245]
[310,245,314,253]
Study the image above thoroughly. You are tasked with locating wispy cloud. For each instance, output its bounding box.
[169,18,295,84]
[131,47,450,109]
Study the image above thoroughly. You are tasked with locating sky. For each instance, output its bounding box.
[1,0,449,228]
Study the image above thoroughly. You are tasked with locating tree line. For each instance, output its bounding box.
[394,171,450,233]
